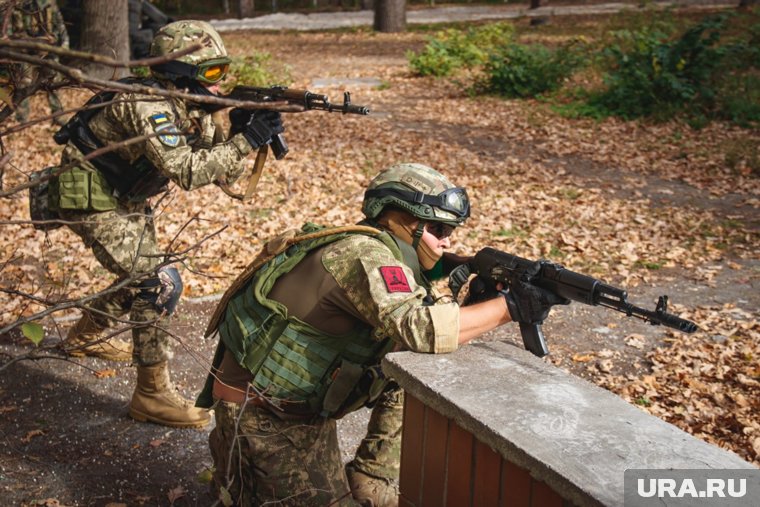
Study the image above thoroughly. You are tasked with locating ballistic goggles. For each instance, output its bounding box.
[365,186,470,220]
[151,58,231,84]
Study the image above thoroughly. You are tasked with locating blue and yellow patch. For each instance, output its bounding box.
[149,113,181,147]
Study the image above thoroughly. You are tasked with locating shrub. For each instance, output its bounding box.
[482,41,586,98]
[588,14,759,123]
[224,52,291,89]
[407,22,515,77]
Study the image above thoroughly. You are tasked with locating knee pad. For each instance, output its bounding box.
[136,266,183,316]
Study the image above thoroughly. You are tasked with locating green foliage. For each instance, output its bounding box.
[407,22,515,77]
[225,52,291,89]
[482,41,586,98]
[130,66,150,78]
[584,14,760,124]
[21,322,44,346]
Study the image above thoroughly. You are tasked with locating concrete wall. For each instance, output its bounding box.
[382,341,756,507]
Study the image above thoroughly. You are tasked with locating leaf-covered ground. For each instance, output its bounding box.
[1,11,758,489]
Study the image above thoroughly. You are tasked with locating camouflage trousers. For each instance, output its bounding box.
[209,385,404,506]
[60,203,171,366]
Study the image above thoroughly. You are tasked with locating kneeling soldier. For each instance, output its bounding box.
[199,163,565,505]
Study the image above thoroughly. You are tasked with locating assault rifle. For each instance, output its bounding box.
[217,86,370,201]
[471,248,698,357]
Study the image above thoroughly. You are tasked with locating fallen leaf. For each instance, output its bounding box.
[167,486,186,505]
[21,429,44,443]
[572,353,594,363]
[150,439,163,448]
[93,369,116,379]
[0,405,18,414]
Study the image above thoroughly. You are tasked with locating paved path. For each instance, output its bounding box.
[209,1,732,32]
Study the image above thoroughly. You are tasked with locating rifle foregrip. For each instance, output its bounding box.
[519,322,549,357]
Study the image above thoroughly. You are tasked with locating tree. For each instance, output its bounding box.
[80,0,130,79]
[237,0,255,17]
[374,0,405,33]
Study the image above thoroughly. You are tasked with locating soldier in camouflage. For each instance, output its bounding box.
[199,163,566,505]
[51,20,284,428]
[1,0,68,124]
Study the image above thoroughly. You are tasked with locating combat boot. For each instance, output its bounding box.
[345,465,399,507]
[64,312,133,362]
[129,361,210,428]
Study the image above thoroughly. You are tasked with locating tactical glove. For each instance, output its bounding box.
[228,107,253,136]
[240,109,284,149]
[503,261,569,324]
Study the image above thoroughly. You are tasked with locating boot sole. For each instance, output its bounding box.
[129,407,210,429]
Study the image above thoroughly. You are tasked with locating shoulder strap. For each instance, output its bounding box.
[204,225,381,337]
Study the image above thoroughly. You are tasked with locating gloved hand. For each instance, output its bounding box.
[239,109,284,149]
[228,107,253,136]
[448,263,471,300]
[463,276,501,306]
[503,261,570,323]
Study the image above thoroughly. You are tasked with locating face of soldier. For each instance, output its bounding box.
[417,222,452,269]
[203,82,222,95]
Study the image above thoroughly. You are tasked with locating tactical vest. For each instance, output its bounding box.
[50,78,172,211]
[198,224,428,417]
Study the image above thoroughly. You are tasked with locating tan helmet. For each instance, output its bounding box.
[362,163,470,227]
[149,20,230,85]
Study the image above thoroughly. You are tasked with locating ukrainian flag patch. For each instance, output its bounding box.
[149,113,180,147]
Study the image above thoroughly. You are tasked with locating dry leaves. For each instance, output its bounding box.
[1,30,757,466]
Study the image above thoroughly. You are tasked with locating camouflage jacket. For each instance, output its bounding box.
[7,0,68,48]
[61,87,252,198]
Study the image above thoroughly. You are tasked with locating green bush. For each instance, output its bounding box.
[225,52,291,89]
[407,22,515,77]
[587,14,759,123]
[482,41,586,98]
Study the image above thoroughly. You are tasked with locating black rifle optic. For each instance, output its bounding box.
[472,248,699,357]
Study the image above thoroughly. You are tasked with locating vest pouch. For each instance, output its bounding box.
[56,167,91,210]
[88,169,118,211]
[321,360,363,417]
[57,167,117,211]
[28,167,62,231]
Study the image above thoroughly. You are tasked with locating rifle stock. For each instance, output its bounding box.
[472,247,698,357]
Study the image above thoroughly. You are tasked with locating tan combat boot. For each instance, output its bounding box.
[64,312,133,362]
[129,361,210,428]
[346,465,399,507]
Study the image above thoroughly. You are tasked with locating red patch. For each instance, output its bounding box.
[379,266,412,293]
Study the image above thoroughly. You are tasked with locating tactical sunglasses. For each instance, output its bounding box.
[426,222,456,240]
[365,186,470,219]
[151,58,231,85]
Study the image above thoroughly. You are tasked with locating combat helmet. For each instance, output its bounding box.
[362,163,470,227]
[149,20,231,88]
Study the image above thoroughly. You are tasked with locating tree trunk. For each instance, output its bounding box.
[374,0,406,33]
[80,0,130,79]
[237,0,255,17]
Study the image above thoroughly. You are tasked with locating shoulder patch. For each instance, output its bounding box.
[149,113,181,147]
[379,266,411,293]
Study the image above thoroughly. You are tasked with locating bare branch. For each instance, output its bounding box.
[0,39,203,68]
[0,48,304,112]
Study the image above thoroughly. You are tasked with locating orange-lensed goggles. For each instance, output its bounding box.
[195,59,231,84]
